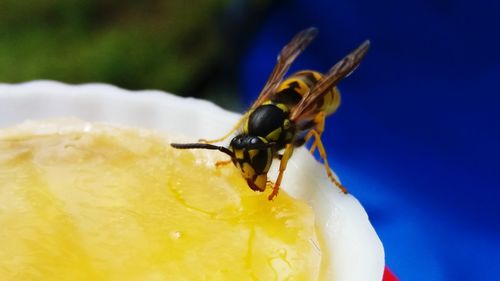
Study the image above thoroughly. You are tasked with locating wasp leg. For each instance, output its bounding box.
[268,143,294,200]
[307,112,326,154]
[199,112,250,144]
[306,129,348,194]
[215,159,232,168]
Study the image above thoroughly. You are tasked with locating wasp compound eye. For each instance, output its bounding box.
[230,135,245,148]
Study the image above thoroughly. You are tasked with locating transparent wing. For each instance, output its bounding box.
[196,28,318,144]
[249,27,318,111]
[291,40,370,121]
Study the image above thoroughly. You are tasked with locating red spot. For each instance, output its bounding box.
[383,266,398,281]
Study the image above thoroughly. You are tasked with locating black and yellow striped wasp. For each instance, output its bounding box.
[171,27,370,200]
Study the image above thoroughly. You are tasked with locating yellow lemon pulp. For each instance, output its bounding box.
[0,121,321,281]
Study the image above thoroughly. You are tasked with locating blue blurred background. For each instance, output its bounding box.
[239,1,500,280]
[1,0,499,280]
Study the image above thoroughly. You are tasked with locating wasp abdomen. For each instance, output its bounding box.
[271,83,303,106]
[272,71,321,107]
[273,70,341,116]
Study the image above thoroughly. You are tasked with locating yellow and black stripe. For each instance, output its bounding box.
[272,70,341,116]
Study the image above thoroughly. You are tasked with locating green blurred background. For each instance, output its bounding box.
[0,0,278,109]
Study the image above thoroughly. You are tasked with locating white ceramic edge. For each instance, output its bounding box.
[0,80,384,281]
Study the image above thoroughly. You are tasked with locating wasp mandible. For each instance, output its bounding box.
[171,27,370,200]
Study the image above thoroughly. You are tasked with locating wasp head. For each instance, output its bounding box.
[170,135,275,193]
[229,135,274,192]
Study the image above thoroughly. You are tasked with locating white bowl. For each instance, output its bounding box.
[0,80,384,281]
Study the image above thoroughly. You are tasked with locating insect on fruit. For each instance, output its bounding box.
[171,27,370,200]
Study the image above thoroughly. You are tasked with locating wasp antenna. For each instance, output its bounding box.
[170,142,234,158]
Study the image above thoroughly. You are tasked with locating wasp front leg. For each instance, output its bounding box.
[268,143,294,200]
[215,159,232,168]
[304,129,348,194]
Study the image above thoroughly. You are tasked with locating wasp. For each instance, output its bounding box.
[171,27,370,200]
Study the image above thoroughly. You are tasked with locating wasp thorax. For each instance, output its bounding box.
[229,135,273,192]
[246,103,295,151]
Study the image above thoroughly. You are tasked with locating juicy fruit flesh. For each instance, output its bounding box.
[0,123,321,281]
